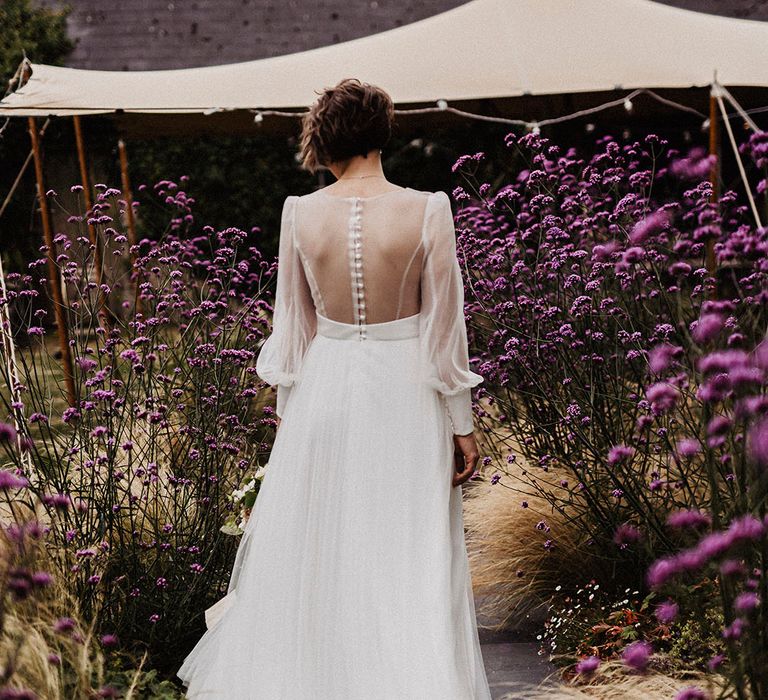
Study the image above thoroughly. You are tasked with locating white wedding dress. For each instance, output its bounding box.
[176,186,491,699]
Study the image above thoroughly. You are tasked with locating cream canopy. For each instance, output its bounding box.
[2,0,768,118]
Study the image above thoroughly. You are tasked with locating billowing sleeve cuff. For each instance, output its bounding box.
[276,384,293,419]
[255,334,298,419]
[443,388,475,436]
[422,366,483,434]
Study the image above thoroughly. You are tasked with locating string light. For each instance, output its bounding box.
[240,83,768,135]
[245,86,714,130]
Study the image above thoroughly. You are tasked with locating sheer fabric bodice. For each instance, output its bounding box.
[255,186,483,435]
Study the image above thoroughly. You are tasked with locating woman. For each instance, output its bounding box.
[177,78,492,699]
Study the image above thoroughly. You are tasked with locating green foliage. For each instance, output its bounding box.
[104,654,187,699]
[0,0,74,86]
[668,606,725,670]
[124,133,315,259]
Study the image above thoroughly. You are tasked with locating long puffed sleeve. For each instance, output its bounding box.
[256,195,317,418]
[418,190,484,435]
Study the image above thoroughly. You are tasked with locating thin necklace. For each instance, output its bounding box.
[337,174,387,181]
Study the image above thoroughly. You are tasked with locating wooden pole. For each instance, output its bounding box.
[117,139,142,315]
[73,115,111,330]
[707,79,720,299]
[27,116,76,407]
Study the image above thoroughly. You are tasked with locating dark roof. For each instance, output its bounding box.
[30,0,768,72]
[31,0,469,71]
[651,0,768,20]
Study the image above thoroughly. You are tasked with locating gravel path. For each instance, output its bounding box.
[477,597,557,699]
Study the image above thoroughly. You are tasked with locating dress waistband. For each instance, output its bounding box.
[316,312,421,340]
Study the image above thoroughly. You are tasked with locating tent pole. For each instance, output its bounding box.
[73,115,110,330]
[27,116,76,407]
[117,138,142,315]
[707,79,720,300]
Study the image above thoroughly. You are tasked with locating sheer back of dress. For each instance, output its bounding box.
[295,187,427,326]
[255,185,484,434]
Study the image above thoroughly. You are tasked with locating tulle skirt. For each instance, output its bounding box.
[176,311,492,699]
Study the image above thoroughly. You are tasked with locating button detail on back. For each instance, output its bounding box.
[348,197,367,340]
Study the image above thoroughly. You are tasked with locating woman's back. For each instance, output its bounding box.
[294,186,428,325]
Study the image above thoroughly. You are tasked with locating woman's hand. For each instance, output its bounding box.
[275,416,282,433]
[452,432,479,487]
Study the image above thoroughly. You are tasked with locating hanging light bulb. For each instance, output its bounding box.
[253,112,264,124]
[436,99,448,110]
[624,99,633,113]
[585,122,595,132]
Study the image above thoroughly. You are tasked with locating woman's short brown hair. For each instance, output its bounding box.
[299,78,395,174]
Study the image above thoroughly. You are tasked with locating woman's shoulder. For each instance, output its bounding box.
[407,188,448,201]
[293,186,444,201]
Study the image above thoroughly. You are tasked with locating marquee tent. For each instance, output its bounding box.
[3,0,766,409]
[3,0,768,130]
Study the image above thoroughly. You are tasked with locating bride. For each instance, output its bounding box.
[177,77,492,699]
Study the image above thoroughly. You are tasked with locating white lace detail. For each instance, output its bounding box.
[347,197,367,340]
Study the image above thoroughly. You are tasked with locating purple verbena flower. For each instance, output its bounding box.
[647,557,678,589]
[575,655,600,676]
[646,382,678,413]
[53,617,76,634]
[100,633,119,647]
[734,591,760,613]
[676,438,701,458]
[654,600,679,624]
[666,509,711,530]
[622,640,652,672]
[613,523,642,548]
[648,343,681,374]
[608,444,634,466]
[629,209,669,245]
[0,470,29,491]
[720,559,747,577]
[0,422,18,443]
[675,687,709,700]
[707,654,726,672]
[691,313,725,344]
[722,617,745,639]
[698,350,749,375]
